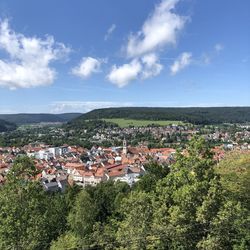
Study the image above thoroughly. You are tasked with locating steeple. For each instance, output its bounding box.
[123,138,127,155]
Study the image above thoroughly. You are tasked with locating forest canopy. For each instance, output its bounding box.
[74,107,250,125]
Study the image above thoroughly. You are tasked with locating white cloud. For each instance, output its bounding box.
[50,101,133,113]
[71,57,105,79]
[107,59,142,88]
[104,24,116,41]
[170,52,192,75]
[141,53,163,79]
[126,0,187,58]
[0,19,70,89]
[107,0,187,87]
[107,53,163,87]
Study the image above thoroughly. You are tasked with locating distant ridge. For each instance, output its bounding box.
[72,107,250,125]
[0,119,17,132]
[0,113,82,125]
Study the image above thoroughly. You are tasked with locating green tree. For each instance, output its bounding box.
[50,232,80,250]
[7,156,38,183]
[134,161,170,192]
[87,181,130,222]
[67,190,97,246]
[216,151,250,210]
[0,156,68,250]
[150,137,249,249]
[116,191,154,250]
[197,201,250,250]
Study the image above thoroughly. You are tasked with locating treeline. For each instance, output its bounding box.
[76,107,250,124]
[0,120,118,148]
[0,137,249,249]
[66,119,118,130]
[0,113,82,125]
[0,119,17,132]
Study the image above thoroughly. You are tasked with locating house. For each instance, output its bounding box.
[106,164,145,185]
[71,167,108,187]
[43,181,59,192]
[63,162,85,174]
[42,177,69,192]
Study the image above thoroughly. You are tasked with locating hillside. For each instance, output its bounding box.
[56,113,82,122]
[216,151,250,210]
[0,119,17,132]
[74,107,250,125]
[0,113,82,125]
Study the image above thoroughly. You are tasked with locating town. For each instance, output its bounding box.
[0,138,175,190]
[1,121,250,191]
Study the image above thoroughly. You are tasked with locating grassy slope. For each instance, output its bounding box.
[103,118,185,128]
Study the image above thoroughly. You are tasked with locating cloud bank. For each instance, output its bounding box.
[126,0,186,58]
[0,19,70,89]
[50,101,133,113]
[107,53,163,87]
[107,0,187,87]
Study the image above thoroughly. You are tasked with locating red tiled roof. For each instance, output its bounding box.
[108,169,125,177]
[65,163,85,169]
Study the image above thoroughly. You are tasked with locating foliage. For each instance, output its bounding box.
[67,118,118,130]
[66,181,131,248]
[75,107,250,124]
[0,156,69,250]
[0,119,16,132]
[116,191,154,249]
[134,161,170,192]
[216,151,250,210]
[50,232,80,250]
[197,200,250,249]
[67,190,97,246]
[6,156,39,183]
[0,113,81,125]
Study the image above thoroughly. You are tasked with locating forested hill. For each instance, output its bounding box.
[0,119,17,132]
[75,107,250,124]
[0,113,82,125]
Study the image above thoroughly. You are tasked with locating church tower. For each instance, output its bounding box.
[123,138,128,155]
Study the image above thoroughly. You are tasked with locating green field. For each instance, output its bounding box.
[103,118,185,128]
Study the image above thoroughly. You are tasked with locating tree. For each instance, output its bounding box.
[216,151,250,210]
[150,137,249,249]
[116,191,154,250]
[197,201,250,249]
[0,156,68,250]
[50,232,79,250]
[59,181,131,249]
[7,156,38,183]
[134,161,170,192]
[67,190,97,246]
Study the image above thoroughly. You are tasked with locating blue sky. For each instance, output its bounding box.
[0,0,249,113]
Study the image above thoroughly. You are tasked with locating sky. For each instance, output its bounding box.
[0,0,249,113]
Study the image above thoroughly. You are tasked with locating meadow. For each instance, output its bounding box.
[103,118,185,128]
